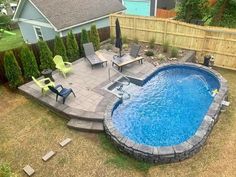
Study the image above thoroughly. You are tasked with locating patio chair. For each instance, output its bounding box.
[112,44,143,72]
[32,76,55,94]
[48,85,76,104]
[53,55,72,78]
[83,42,107,69]
[129,43,141,58]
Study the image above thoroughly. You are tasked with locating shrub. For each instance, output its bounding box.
[89,25,100,51]
[163,41,169,53]
[0,163,17,177]
[20,45,40,80]
[110,35,115,44]
[122,35,128,44]
[149,38,156,49]
[171,47,179,57]
[80,29,90,56]
[54,35,68,61]
[145,50,154,56]
[3,51,23,88]
[66,31,80,62]
[37,40,54,70]
[157,53,166,61]
[133,37,139,44]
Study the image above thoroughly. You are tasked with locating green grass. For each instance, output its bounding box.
[0,29,25,52]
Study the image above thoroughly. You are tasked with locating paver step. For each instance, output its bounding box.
[67,119,104,133]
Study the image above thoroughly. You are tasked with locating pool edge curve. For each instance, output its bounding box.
[104,62,228,164]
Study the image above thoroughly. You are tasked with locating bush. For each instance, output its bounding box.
[3,51,23,88]
[0,163,17,177]
[133,37,139,44]
[89,25,100,51]
[110,35,115,44]
[66,31,80,62]
[149,38,156,49]
[163,41,169,53]
[171,47,179,57]
[54,35,68,61]
[80,29,90,56]
[122,35,128,44]
[145,50,154,56]
[38,40,55,70]
[20,45,40,80]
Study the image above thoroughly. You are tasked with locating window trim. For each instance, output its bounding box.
[33,26,44,40]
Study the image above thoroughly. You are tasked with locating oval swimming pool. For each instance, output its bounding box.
[104,63,228,163]
[112,65,219,146]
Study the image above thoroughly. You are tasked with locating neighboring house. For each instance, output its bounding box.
[13,0,125,44]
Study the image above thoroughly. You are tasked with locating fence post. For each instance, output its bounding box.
[163,19,168,44]
[109,15,112,37]
[134,17,136,40]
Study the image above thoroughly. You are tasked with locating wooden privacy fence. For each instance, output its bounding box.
[0,27,110,83]
[110,14,236,70]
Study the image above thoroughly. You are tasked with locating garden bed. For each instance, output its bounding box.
[101,41,192,66]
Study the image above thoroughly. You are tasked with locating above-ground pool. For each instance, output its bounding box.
[104,63,228,163]
[123,0,150,16]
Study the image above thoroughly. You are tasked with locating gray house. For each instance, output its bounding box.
[13,0,125,43]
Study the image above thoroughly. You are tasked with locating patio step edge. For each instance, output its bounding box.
[67,119,104,133]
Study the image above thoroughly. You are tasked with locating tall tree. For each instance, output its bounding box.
[4,51,23,88]
[38,40,55,70]
[210,0,236,28]
[20,45,40,80]
[66,31,80,62]
[80,29,89,56]
[89,25,100,51]
[176,0,209,22]
[54,35,68,61]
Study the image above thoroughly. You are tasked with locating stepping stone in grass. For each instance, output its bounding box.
[59,138,72,147]
[23,165,35,176]
[42,151,56,162]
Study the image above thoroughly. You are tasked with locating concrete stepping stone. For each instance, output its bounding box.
[59,138,72,147]
[42,151,56,162]
[23,165,35,176]
[222,100,230,106]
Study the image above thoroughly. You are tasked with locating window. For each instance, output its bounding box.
[34,26,43,40]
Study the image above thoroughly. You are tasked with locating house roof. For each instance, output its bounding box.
[15,0,125,31]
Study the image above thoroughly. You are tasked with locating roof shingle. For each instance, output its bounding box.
[31,0,125,31]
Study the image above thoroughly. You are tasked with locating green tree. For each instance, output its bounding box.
[89,25,100,51]
[54,35,68,61]
[20,45,40,80]
[80,29,89,56]
[209,0,236,28]
[3,51,23,88]
[37,40,54,70]
[176,0,209,23]
[66,31,79,62]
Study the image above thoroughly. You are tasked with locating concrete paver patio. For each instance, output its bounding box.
[19,50,155,132]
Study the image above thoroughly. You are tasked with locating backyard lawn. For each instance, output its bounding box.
[0,67,235,177]
[0,29,25,52]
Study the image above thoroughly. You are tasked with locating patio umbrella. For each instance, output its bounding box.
[115,18,122,57]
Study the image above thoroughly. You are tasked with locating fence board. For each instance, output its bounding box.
[110,14,236,70]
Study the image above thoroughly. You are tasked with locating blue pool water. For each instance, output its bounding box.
[123,0,150,16]
[112,66,220,146]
